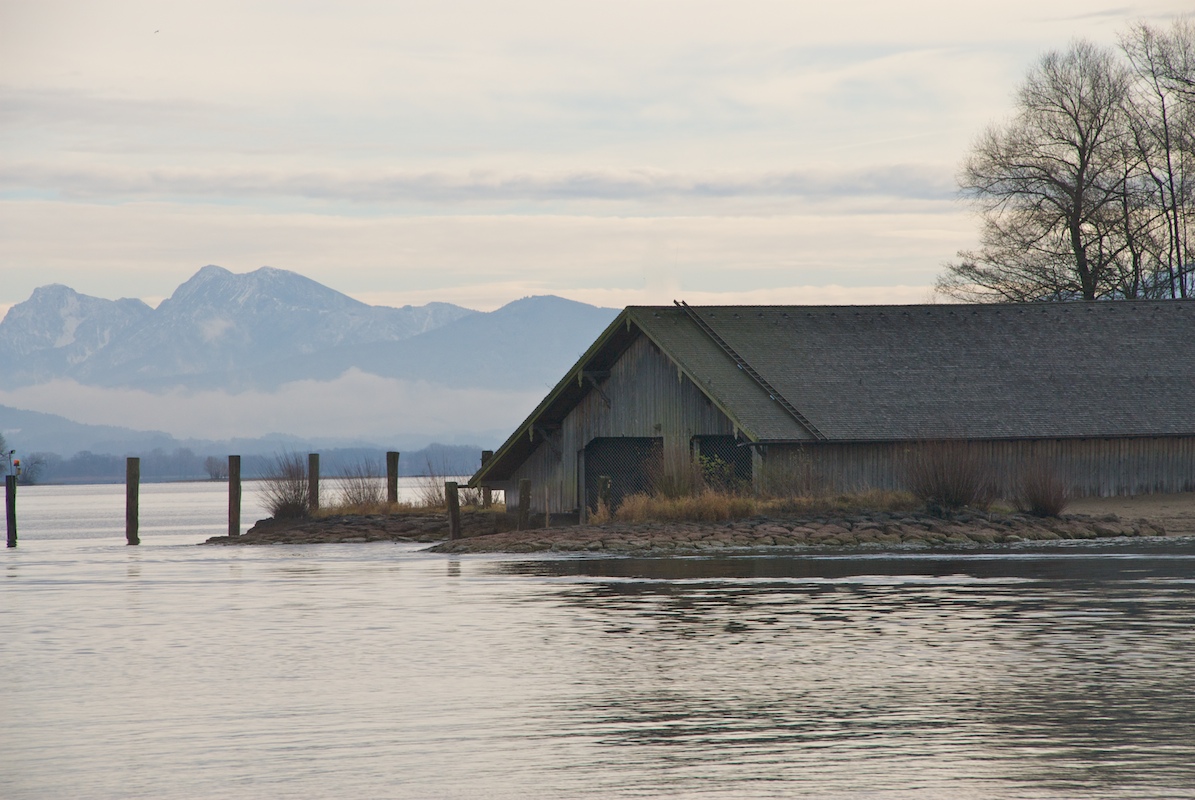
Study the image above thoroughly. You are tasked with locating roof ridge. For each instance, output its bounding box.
[674,300,827,441]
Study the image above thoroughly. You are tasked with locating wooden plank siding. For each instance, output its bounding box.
[499,336,736,514]
[764,438,1195,498]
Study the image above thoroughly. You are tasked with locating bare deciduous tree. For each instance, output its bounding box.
[203,455,229,481]
[1121,19,1195,298]
[940,40,1137,302]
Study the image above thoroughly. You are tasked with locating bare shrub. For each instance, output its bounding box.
[902,441,997,514]
[414,458,469,509]
[334,459,386,511]
[458,485,483,507]
[260,452,309,519]
[203,455,228,481]
[1014,460,1070,517]
[416,473,446,508]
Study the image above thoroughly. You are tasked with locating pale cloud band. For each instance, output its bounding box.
[0,162,955,205]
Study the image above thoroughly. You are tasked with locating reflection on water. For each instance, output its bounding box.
[510,547,1195,798]
[3,524,1195,798]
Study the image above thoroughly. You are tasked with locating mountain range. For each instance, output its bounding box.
[0,266,619,457]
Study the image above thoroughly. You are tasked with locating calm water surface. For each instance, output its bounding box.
[3,484,1195,798]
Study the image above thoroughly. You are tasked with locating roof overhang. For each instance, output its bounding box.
[469,310,641,486]
[469,306,773,486]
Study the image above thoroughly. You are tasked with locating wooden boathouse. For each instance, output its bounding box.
[470,301,1195,516]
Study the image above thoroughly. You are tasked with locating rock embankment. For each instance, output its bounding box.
[429,510,1166,554]
[205,511,501,545]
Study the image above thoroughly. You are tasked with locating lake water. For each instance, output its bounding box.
[3,483,1195,799]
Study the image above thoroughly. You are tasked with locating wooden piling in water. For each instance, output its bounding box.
[228,455,241,537]
[446,481,461,540]
[5,475,16,548]
[517,478,531,530]
[126,457,140,545]
[480,450,493,508]
[308,453,320,513]
[386,451,400,505]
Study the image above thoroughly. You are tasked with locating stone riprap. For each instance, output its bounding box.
[429,511,1166,554]
[205,509,1168,551]
[205,511,500,546]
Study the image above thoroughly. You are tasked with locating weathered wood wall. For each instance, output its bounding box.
[764,438,1195,498]
[501,336,736,513]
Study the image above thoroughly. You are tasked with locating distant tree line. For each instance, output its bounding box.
[8,443,487,485]
[939,19,1195,302]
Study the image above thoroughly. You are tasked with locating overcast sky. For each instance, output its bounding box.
[2,0,1190,318]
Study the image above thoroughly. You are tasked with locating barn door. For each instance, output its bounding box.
[692,435,752,490]
[582,437,663,513]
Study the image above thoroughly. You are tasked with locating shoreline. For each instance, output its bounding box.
[206,508,1170,553]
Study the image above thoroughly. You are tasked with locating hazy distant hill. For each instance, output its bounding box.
[0,403,488,482]
[0,403,180,455]
[0,267,620,454]
[0,285,152,385]
[0,266,618,394]
[233,294,620,391]
[0,266,475,389]
[73,266,475,386]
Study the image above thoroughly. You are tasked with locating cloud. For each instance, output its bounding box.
[0,162,956,205]
[0,371,544,441]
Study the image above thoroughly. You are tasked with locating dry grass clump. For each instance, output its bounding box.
[615,490,756,522]
[757,450,823,497]
[763,489,919,516]
[903,441,997,513]
[1014,460,1071,517]
[260,452,310,519]
[334,459,386,511]
[602,487,918,524]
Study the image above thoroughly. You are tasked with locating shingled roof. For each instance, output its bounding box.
[473,301,1195,484]
[668,301,1195,441]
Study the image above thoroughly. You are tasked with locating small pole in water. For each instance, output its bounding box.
[307,453,320,513]
[386,451,400,505]
[228,455,241,537]
[480,450,493,508]
[446,481,461,540]
[5,474,16,548]
[517,478,531,530]
[126,457,140,545]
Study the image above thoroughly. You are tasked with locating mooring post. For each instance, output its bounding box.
[228,455,241,537]
[126,457,140,546]
[386,451,400,505]
[517,478,531,530]
[446,481,461,540]
[307,453,320,513]
[480,450,493,508]
[5,474,16,548]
